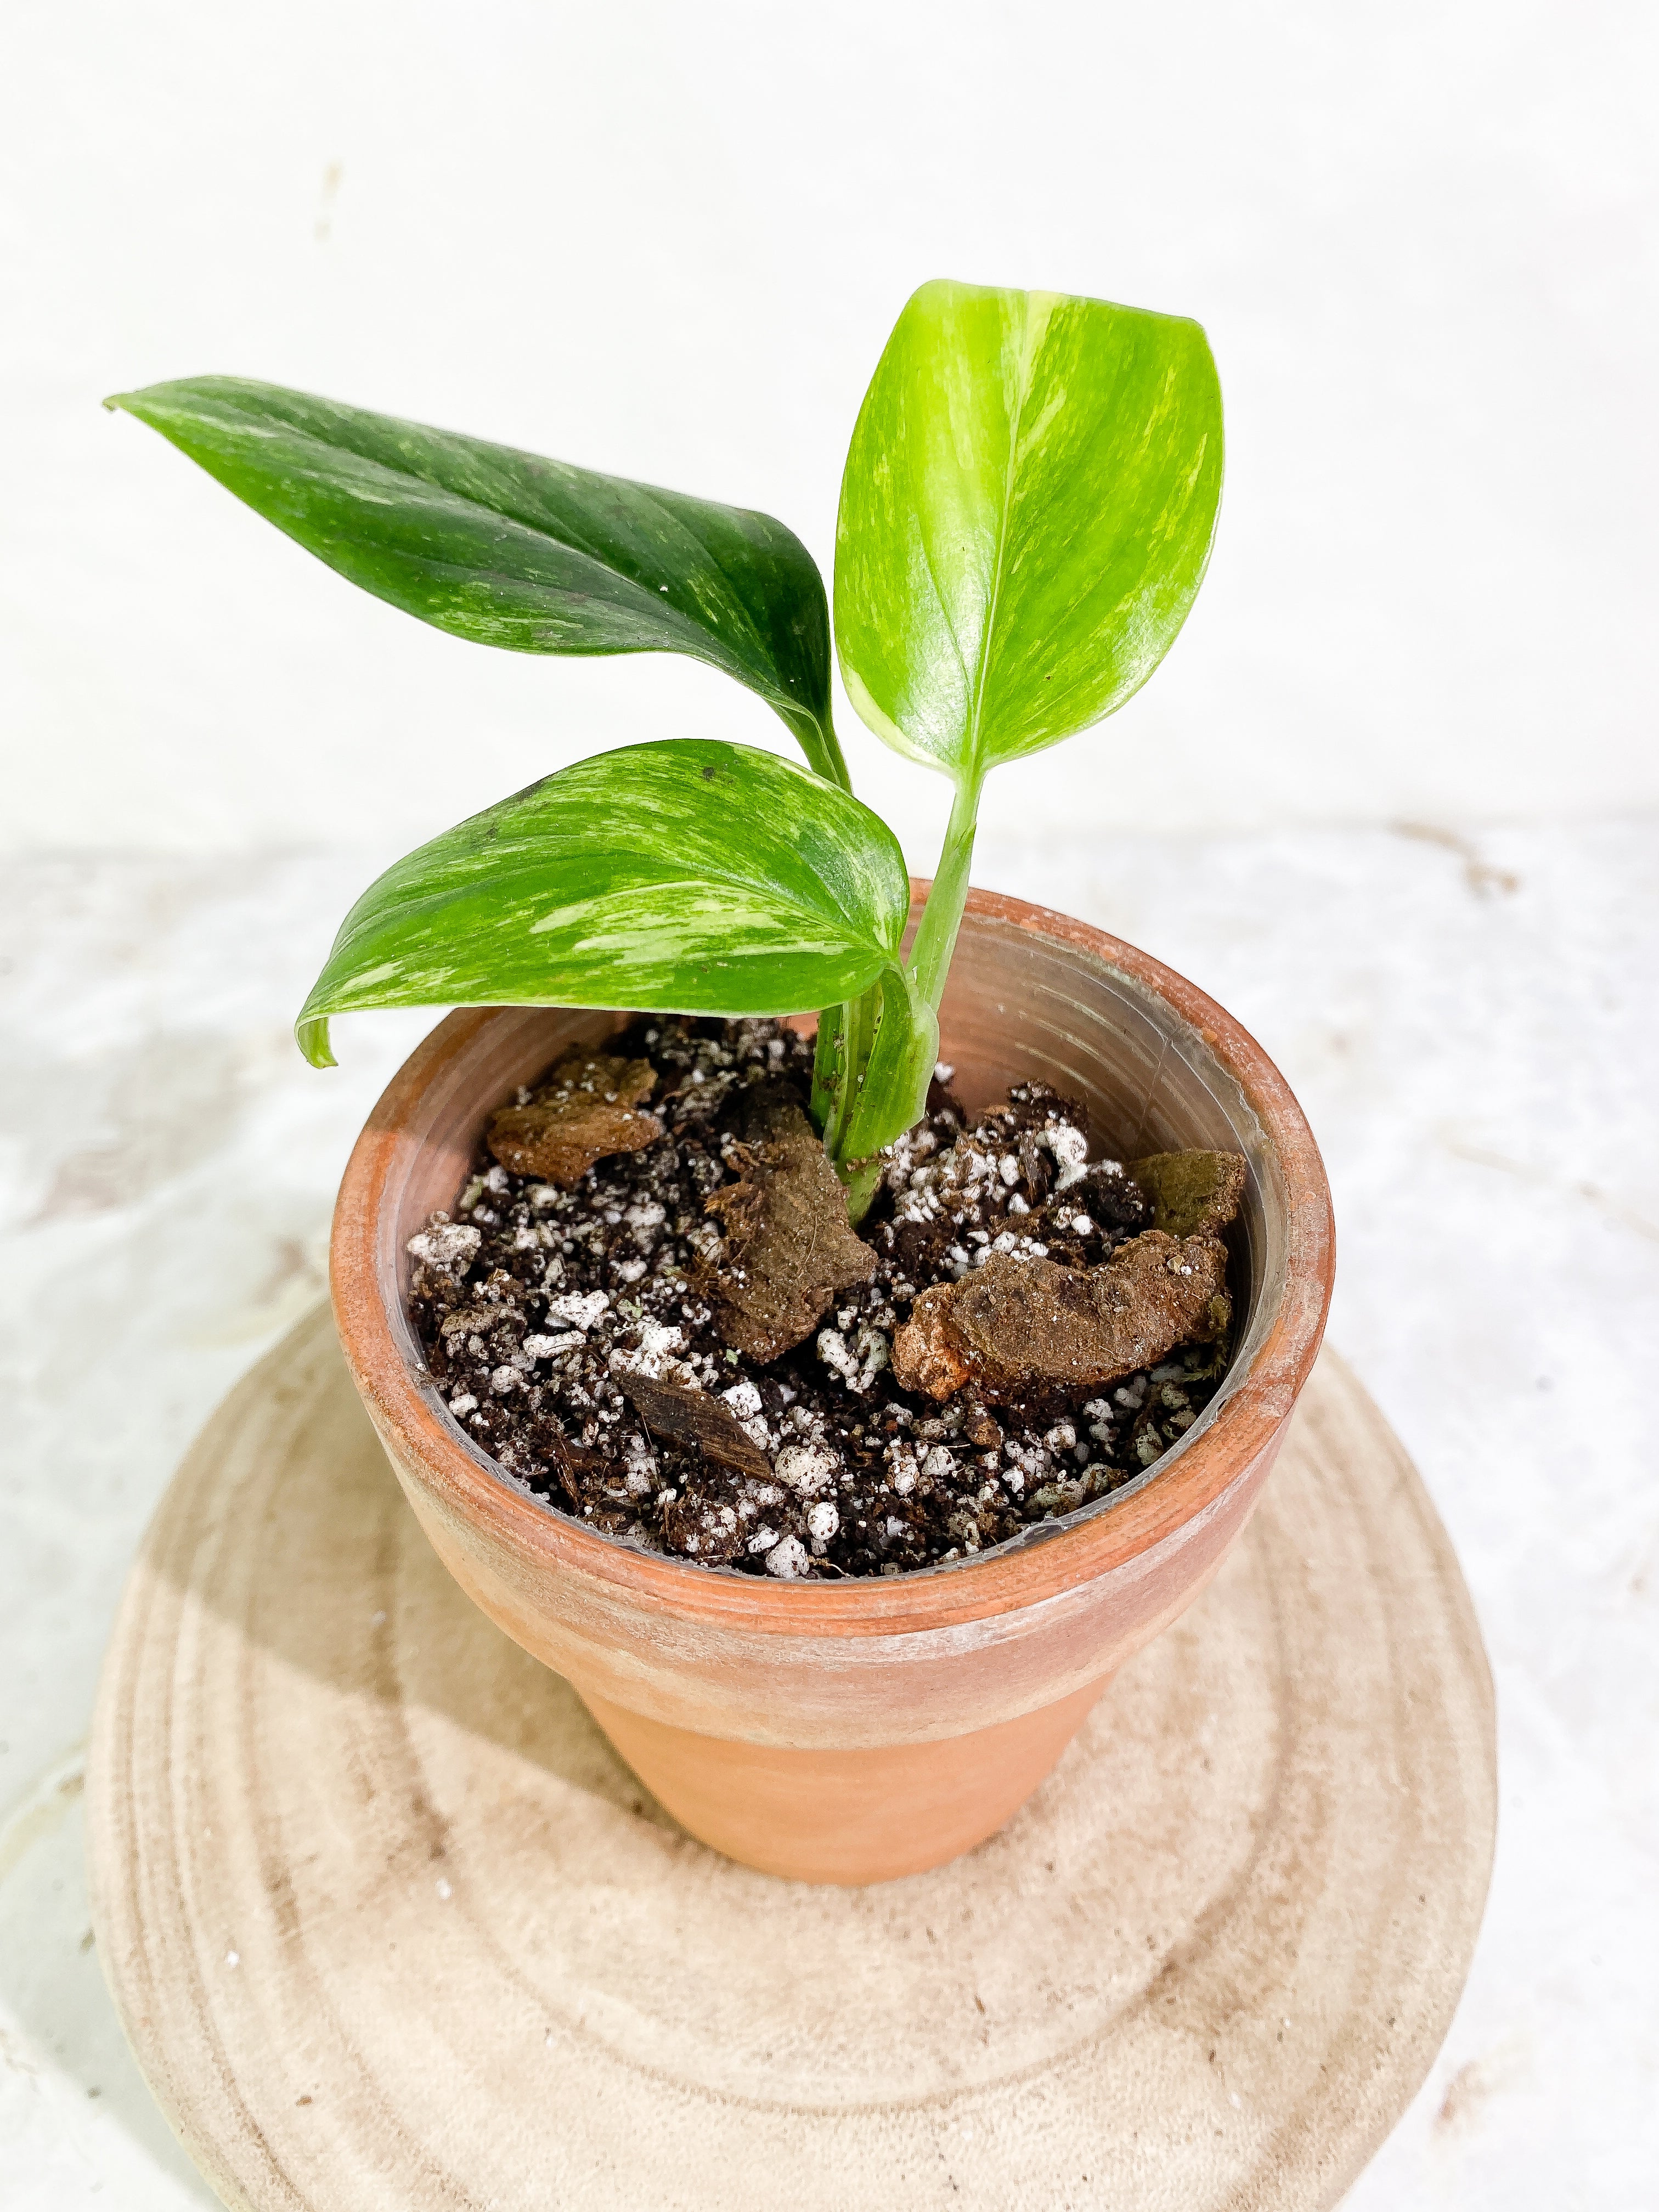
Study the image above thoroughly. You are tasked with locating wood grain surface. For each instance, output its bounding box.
[87,1304,1494,2212]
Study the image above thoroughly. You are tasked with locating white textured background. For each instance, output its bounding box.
[1,4,1655,2208]
[3,0,1656,859]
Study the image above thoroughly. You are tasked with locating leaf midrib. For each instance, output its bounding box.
[962,295,1054,782]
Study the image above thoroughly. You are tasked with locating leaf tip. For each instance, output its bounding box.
[296,1014,336,1069]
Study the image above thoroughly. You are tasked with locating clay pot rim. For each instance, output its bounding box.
[331,885,1334,1640]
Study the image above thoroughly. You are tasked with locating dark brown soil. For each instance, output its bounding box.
[405,1017,1240,1580]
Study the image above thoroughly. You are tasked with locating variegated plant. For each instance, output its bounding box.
[108,279,1222,1217]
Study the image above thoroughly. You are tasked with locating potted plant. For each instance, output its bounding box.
[109,280,1333,1883]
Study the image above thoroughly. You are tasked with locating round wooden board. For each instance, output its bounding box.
[88,1305,1494,2212]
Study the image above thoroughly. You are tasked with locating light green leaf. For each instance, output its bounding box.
[834,279,1223,781]
[838,964,940,1159]
[295,741,907,1065]
[106,377,845,785]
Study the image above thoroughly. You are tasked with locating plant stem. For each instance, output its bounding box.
[905,769,984,1013]
[815,986,887,1224]
[822,986,876,1160]
[810,1002,843,1132]
[789,704,853,793]
[812,726,987,1222]
[807,698,866,1156]
[815,769,985,1219]
[817,714,853,793]
[839,1154,884,1224]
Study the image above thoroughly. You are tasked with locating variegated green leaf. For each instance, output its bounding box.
[295,741,907,1066]
[834,279,1222,783]
[106,377,845,785]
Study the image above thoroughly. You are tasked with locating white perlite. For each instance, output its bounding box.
[774,1442,839,1496]
[987,1229,1048,1262]
[610,1318,691,1385]
[1040,1122,1090,1187]
[764,1536,810,1579]
[634,1319,683,1357]
[816,1323,890,1394]
[405,1220,481,1272]
[887,1440,920,1494]
[546,1290,610,1331]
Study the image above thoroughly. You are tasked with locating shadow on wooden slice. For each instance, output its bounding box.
[88,1304,1494,2212]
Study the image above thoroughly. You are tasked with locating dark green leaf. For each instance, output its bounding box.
[106,376,845,784]
[835,279,1223,782]
[295,741,908,1065]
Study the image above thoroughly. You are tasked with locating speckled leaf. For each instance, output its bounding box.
[295,742,909,1065]
[834,280,1223,782]
[105,377,844,784]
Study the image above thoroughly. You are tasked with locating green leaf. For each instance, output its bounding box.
[295,741,907,1066]
[834,279,1223,782]
[105,376,846,786]
[838,964,940,1159]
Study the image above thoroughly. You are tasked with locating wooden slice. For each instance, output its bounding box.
[88,1305,1494,2212]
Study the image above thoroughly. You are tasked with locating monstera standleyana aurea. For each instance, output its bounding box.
[108,279,1223,1217]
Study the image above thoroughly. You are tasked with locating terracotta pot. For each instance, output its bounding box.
[331,888,1334,1884]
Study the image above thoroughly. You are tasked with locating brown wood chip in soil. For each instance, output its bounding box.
[1127,1149,1247,1239]
[616,1370,772,1480]
[487,1047,663,1187]
[547,1425,611,1508]
[891,1231,1232,1403]
[698,1094,877,1362]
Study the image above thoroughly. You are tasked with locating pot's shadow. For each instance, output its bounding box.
[167,1304,689,1838]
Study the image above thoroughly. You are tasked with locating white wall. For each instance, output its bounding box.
[2,0,1654,868]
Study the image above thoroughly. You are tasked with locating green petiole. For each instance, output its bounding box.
[815,768,983,1221]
